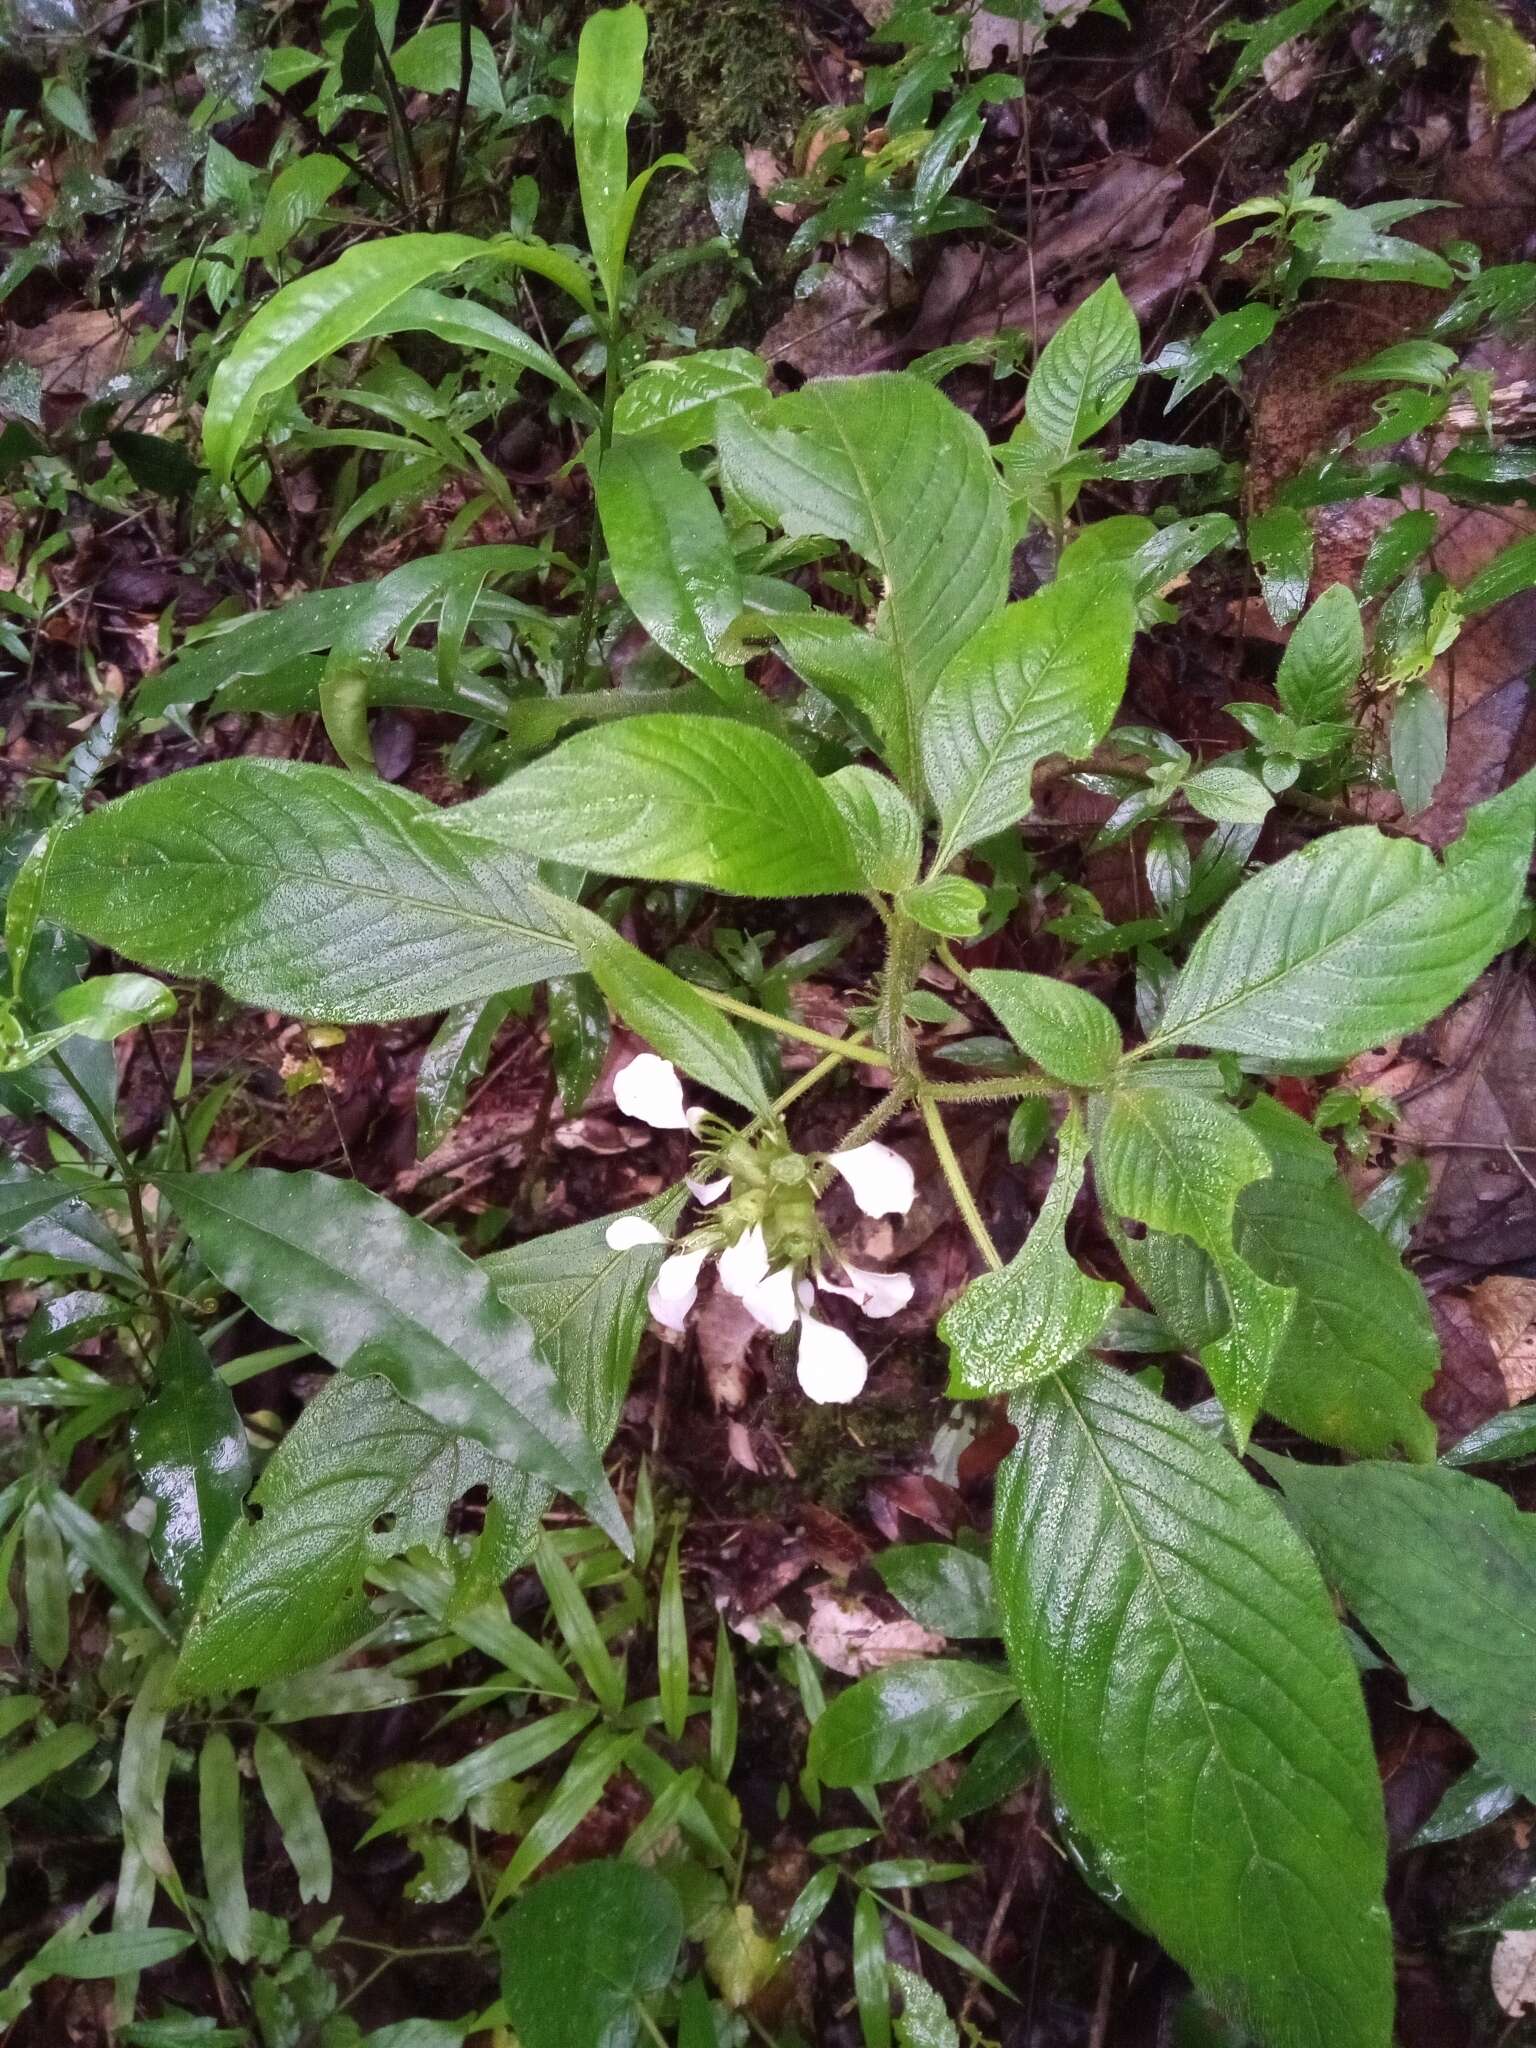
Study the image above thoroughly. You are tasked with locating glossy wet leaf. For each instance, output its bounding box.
[572,3,648,308]
[1152,767,1536,1062]
[718,375,1008,793]
[43,760,576,1025]
[1264,1455,1536,1802]
[1411,1756,1519,1847]
[873,1545,998,1638]
[612,349,767,449]
[198,1732,250,1960]
[942,1109,1120,1396]
[922,573,1135,860]
[1023,276,1139,455]
[455,714,862,896]
[354,288,583,404]
[495,1856,682,2048]
[1390,678,1447,817]
[594,439,748,699]
[1249,505,1313,627]
[824,766,923,893]
[809,1660,1016,1786]
[1091,1086,1292,1436]
[157,1168,619,1539]
[415,991,522,1158]
[0,1163,137,1280]
[254,152,349,264]
[130,1315,253,1606]
[995,1363,1393,2048]
[0,1722,95,1809]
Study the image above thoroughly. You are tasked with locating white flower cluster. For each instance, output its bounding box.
[605,1054,915,1404]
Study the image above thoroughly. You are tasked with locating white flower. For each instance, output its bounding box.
[796,1314,869,1402]
[819,1261,913,1320]
[605,1215,667,1251]
[828,1141,915,1218]
[613,1053,705,1133]
[647,1247,709,1332]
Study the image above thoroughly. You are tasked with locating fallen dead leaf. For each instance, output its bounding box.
[1492,1930,1536,2018]
[804,1584,943,1676]
[11,306,137,400]
[1465,1275,1536,1405]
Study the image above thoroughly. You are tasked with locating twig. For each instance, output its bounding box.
[437,0,476,229]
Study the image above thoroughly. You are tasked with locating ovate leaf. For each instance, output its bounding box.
[969,970,1121,1087]
[922,574,1135,861]
[1275,585,1363,723]
[995,1363,1393,2048]
[157,1169,621,1541]
[808,1661,1017,1786]
[941,1108,1120,1395]
[823,766,922,893]
[495,1858,682,2048]
[612,349,768,449]
[1152,767,1536,1062]
[1265,1455,1536,1801]
[1091,1086,1293,1436]
[1023,276,1140,456]
[453,714,862,896]
[718,376,1008,793]
[42,761,575,1025]
[130,1316,253,1605]
[594,439,748,699]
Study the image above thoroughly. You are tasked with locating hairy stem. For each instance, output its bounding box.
[873,909,931,1064]
[699,988,890,1067]
[918,1073,1057,1104]
[920,1095,1002,1272]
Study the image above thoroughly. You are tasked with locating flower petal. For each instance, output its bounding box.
[796,1314,869,1403]
[605,1216,668,1251]
[648,1248,708,1331]
[828,1141,915,1218]
[686,1175,731,1207]
[742,1265,798,1335]
[614,1053,691,1130]
[820,1261,914,1319]
[717,1223,770,1299]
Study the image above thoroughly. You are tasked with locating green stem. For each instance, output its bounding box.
[699,988,890,1067]
[48,1049,169,1338]
[918,1074,1057,1104]
[920,1095,1002,1272]
[873,910,930,1064]
[830,1076,913,1154]
[566,326,624,688]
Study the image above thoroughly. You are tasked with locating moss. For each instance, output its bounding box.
[641,0,802,156]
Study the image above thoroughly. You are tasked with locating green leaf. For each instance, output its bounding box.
[0,1723,94,1810]
[941,1107,1120,1397]
[1263,1455,1536,1803]
[547,974,610,1116]
[23,1498,69,1670]
[1024,277,1140,456]
[1449,0,1536,109]
[543,896,770,1112]
[892,1968,959,2048]
[1411,1755,1518,1847]
[1151,766,1536,1063]
[0,1164,137,1280]
[157,1168,621,1541]
[175,1374,490,1694]
[921,573,1135,862]
[42,760,576,1026]
[852,1891,892,2048]
[1091,1087,1292,1436]
[361,1705,596,1842]
[808,1660,1017,1786]
[1249,505,1313,628]
[1183,765,1273,826]
[204,231,499,482]
[198,1732,250,1961]
[934,1707,1037,1825]
[453,714,861,896]
[130,1316,253,1606]
[253,1727,332,1904]
[255,153,349,265]
[901,875,985,938]
[391,22,503,109]
[1236,1097,1437,1459]
[1275,585,1364,723]
[612,349,768,450]
[1462,532,1536,615]
[970,970,1121,1086]
[823,766,922,893]
[495,1857,682,2048]
[657,1530,689,1741]
[873,1545,998,1638]
[354,289,583,404]
[416,992,522,1157]
[594,439,747,699]
[995,1363,1393,2048]
[1390,679,1447,817]
[1153,303,1277,409]
[718,376,1009,793]
[1443,1403,1536,1467]
[573,4,648,309]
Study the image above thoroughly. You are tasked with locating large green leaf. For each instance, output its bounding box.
[547,896,769,1111]
[594,439,748,700]
[354,288,583,403]
[0,1163,137,1280]
[495,1858,683,2048]
[1238,1097,1437,1459]
[157,1169,622,1542]
[175,1373,490,1695]
[129,1316,253,1606]
[1265,1455,1536,1802]
[453,714,861,896]
[1151,767,1536,1063]
[1274,585,1363,723]
[808,1660,1017,1786]
[717,376,1009,794]
[611,349,768,449]
[922,574,1135,861]
[572,4,648,310]
[1091,1086,1293,1437]
[995,1364,1393,2048]
[42,760,576,1025]
[204,231,495,482]
[940,1108,1120,1396]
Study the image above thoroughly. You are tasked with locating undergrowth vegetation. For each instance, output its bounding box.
[5,0,1536,2042]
